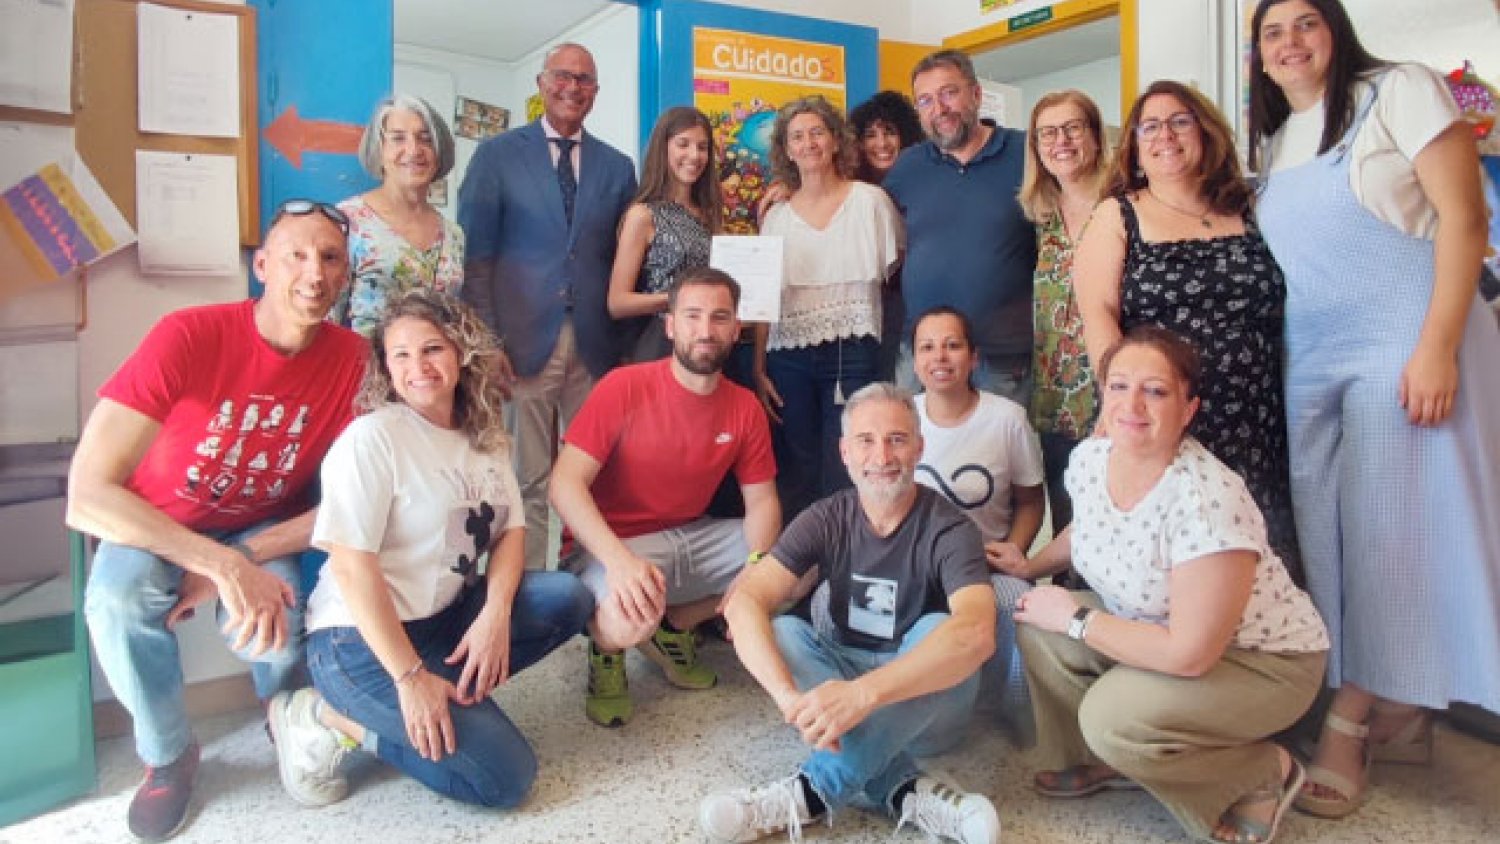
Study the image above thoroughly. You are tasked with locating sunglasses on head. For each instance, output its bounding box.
[272,199,350,236]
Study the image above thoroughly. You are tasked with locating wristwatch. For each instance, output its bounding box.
[746,550,768,565]
[1066,607,1095,641]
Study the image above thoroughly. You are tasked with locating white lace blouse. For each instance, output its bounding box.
[760,180,904,350]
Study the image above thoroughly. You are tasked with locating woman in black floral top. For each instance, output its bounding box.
[1075,81,1300,581]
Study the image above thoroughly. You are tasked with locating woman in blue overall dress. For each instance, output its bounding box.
[1249,0,1500,820]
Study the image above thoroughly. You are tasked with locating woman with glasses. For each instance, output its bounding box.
[332,94,465,339]
[1074,80,1301,582]
[268,290,592,809]
[1018,90,1110,536]
[1248,0,1500,819]
[754,95,903,519]
[607,107,722,363]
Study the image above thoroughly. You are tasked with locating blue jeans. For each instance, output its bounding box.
[767,337,879,520]
[774,613,980,812]
[307,572,592,807]
[84,522,305,767]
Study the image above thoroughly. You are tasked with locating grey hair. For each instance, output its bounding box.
[542,42,595,72]
[358,94,456,182]
[911,49,978,87]
[840,382,920,436]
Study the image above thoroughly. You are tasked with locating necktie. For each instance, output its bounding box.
[552,137,577,226]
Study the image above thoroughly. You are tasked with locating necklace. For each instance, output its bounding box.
[1147,187,1212,229]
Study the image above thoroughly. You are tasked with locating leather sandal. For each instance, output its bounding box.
[1371,705,1433,765]
[1295,712,1370,819]
[1032,765,1141,798]
[1213,756,1306,843]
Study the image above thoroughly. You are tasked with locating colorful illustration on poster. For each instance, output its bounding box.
[692,26,846,234]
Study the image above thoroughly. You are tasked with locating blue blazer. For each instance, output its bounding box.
[458,120,637,378]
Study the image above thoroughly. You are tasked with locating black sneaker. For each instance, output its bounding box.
[127,742,199,842]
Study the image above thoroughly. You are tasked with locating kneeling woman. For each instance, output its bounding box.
[1014,326,1328,843]
[269,290,593,808]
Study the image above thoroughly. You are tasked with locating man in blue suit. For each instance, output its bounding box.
[459,42,637,571]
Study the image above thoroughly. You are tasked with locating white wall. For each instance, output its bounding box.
[907,0,1050,46]
[1012,54,1123,128]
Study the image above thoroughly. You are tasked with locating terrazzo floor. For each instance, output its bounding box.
[6,636,1499,843]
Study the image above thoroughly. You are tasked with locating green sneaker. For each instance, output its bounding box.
[638,623,718,690]
[586,644,633,727]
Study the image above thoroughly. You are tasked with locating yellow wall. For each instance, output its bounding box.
[878,39,937,95]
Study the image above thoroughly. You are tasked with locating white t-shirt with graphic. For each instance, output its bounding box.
[308,404,525,631]
[1067,436,1328,654]
[915,391,1045,543]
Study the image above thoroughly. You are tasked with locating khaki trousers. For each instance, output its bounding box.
[509,320,593,570]
[1018,593,1326,840]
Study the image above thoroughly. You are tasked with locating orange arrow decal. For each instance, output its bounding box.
[264,105,364,169]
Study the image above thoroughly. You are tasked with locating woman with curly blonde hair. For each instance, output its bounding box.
[266,289,593,809]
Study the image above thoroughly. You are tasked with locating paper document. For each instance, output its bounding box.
[135,151,239,276]
[0,153,135,303]
[711,235,784,323]
[138,3,241,137]
[0,0,75,114]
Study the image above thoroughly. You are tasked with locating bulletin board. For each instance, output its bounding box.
[0,0,261,246]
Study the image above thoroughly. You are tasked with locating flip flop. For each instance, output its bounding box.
[1032,766,1141,798]
[1215,756,1306,843]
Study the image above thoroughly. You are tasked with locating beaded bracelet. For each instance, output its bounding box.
[394,659,424,686]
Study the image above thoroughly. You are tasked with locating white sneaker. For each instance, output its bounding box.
[895,776,1001,844]
[268,688,351,807]
[700,774,815,843]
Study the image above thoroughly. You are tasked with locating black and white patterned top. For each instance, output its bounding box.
[1116,193,1300,575]
[639,201,711,295]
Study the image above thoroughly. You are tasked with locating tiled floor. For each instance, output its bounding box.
[7,636,1499,843]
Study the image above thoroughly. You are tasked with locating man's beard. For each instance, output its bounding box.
[851,465,914,505]
[930,110,976,152]
[674,340,730,376]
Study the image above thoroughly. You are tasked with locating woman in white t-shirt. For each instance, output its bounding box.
[1249,0,1500,820]
[753,95,904,521]
[912,304,1046,744]
[1013,326,1328,844]
[266,290,593,809]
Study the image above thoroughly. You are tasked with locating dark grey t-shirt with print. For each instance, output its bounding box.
[772,486,989,652]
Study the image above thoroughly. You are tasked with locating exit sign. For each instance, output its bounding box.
[1009,7,1054,32]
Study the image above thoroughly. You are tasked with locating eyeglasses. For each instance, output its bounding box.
[543,68,599,91]
[271,199,350,236]
[1135,112,1198,140]
[914,85,966,113]
[1035,119,1089,145]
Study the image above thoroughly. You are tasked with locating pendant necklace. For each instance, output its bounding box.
[1147,187,1212,229]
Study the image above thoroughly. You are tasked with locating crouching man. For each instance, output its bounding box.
[700,383,1000,844]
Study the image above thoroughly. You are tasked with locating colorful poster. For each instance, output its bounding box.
[0,157,134,303]
[692,26,847,234]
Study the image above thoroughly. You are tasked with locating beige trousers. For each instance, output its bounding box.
[509,320,593,571]
[1018,593,1326,840]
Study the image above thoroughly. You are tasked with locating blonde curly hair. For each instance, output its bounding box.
[356,289,509,454]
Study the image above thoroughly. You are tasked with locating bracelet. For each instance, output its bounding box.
[747,550,768,565]
[228,540,256,564]
[394,659,424,686]
[1066,607,1095,641]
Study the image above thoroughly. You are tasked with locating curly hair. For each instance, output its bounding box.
[849,91,923,183]
[1018,89,1110,224]
[356,289,509,454]
[1106,80,1252,217]
[768,95,856,191]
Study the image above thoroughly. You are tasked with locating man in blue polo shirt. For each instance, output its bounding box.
[883,49,1037,406]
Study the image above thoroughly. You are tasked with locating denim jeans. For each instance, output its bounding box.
[773,613,980,812]
[307,571,592,807]
[767,336,879,520]
[84,522,304,767]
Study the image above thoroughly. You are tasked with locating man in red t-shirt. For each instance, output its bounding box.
[67,202,367,842]
[551,268,779,727]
